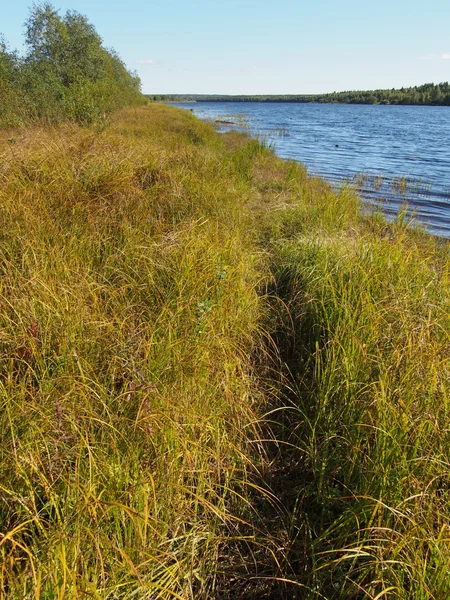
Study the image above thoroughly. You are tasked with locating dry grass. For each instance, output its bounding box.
[0,103,449,599]
[0,105,270,598]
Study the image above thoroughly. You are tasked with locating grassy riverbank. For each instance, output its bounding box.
[1,104,449,598]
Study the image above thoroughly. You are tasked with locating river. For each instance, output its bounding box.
[174,102,450,238]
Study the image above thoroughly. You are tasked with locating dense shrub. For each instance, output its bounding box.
[0,3,144,127]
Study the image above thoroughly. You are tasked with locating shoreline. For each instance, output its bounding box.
[175,101,450,239]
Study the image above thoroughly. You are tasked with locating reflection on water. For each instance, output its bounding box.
[175,102,450,238]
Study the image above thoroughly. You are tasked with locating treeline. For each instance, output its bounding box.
[152,82,450,106]
[0,3,144,127]
[311,82,450,105]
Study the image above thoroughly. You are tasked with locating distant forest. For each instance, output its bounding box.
[0,3,144,127]
[149,82,450,106]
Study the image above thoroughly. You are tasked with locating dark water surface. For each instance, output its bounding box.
[175,102,450,238]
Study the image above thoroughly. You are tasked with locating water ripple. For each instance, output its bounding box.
[176,102,450,238]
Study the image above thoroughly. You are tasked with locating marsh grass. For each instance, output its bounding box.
[0,103,449,599]
[352,171,433,199]
[0,105,272,598]
[265,203,450,597]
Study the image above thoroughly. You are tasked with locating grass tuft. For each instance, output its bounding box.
[1,103,449,598]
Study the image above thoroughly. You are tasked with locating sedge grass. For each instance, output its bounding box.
[1,103,449,599]
[0,106,270,598]
[265,203,450,597]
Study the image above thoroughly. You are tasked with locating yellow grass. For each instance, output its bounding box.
[1,104,449,599]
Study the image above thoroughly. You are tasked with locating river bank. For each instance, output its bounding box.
[1,104,449,598]
[175,101,450,239]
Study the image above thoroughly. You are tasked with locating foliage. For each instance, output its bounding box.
[0,3,143,127]
[156,82,450,106]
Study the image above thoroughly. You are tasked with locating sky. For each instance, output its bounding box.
[2,0,450,95]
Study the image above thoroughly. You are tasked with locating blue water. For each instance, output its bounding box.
[175,102,450,238]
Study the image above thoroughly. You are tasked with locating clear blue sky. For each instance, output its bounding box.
[2,0,450,95]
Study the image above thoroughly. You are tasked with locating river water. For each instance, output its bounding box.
[174,102,450,238]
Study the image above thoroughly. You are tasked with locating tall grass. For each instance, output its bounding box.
[266,202,450,597]
[0,106,272,598]
[1,102,449,598]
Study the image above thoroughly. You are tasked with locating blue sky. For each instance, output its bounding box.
[2,0,450,94]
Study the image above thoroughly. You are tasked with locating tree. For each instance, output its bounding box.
[25,4,104,86]
[20,3,143,123]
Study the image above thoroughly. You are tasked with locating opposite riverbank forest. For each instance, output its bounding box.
[2,6,450,599]
[149,82,450,106]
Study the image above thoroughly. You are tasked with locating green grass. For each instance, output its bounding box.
[0,106,269,598]
[264,203,450,597]
[0,103,449,599]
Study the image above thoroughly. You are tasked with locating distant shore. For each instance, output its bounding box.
[147,82,450,106]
